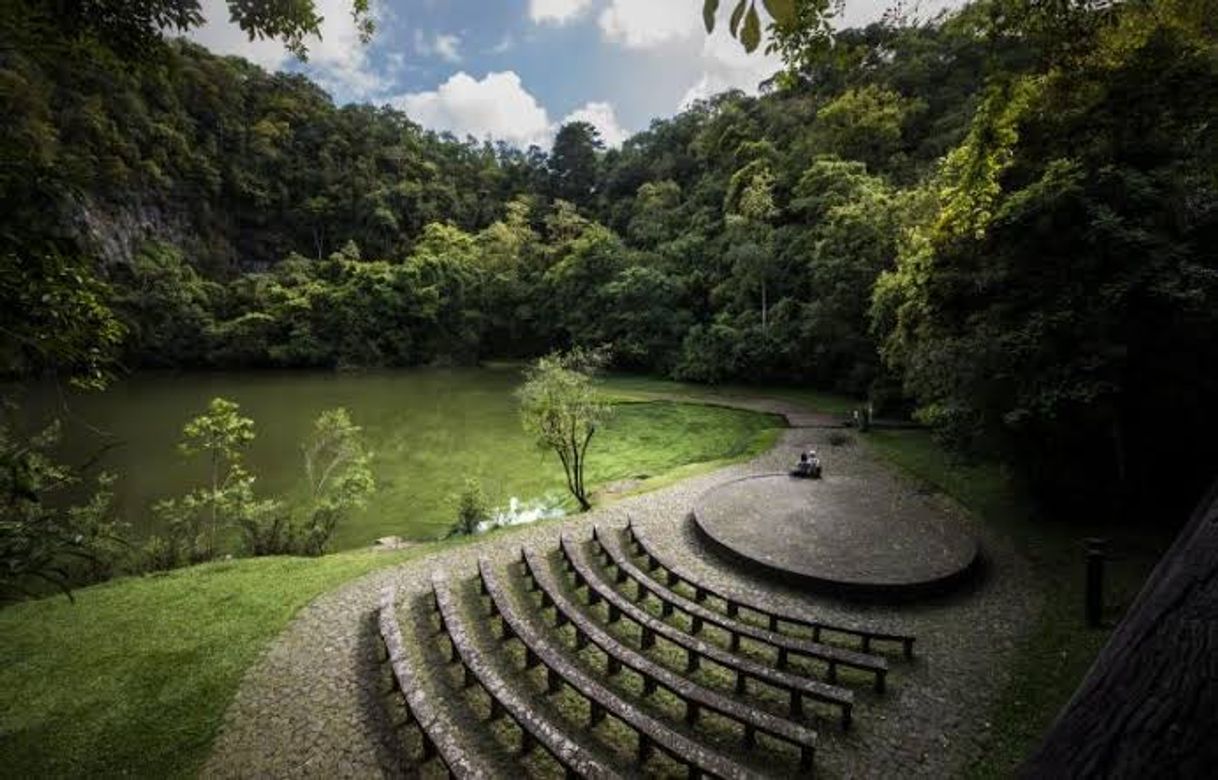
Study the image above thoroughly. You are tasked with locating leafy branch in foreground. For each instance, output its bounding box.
[704,0,801,52]
[1,414,126,602]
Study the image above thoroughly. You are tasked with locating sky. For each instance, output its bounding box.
[187,0,964,150]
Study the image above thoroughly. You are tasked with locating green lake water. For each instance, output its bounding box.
[20,368,781,550]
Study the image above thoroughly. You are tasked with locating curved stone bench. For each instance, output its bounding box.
[627,519,916,658]
[595,526,888,693]
[476,556,762,779]
[430,574,622,780]
[559,534,854,730]
[376,586,498,778]
[518,549,819,770]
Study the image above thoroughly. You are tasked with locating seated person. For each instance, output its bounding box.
[806,450,822,479]
[791,450,823,479]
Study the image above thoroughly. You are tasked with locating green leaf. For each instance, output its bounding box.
[729,0,747,37]
[742,4,761,52]
[762,0,795,26]
[703,0,719,33]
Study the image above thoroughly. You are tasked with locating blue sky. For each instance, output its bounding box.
[188,0,963,149]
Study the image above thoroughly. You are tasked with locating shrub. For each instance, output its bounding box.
[452,478,490,536]
[828,432,854,447]
[138,535,179,573]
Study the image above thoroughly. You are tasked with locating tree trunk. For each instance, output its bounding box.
[1023,476,1218,777]
[761,279,768,332]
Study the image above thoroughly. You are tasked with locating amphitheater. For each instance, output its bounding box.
[204,403,1040,778]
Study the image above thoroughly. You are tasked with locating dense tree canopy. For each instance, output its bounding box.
[2,0,1214,522]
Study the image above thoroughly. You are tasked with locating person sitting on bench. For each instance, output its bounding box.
[792,450,822,479]
[806,450,822,478]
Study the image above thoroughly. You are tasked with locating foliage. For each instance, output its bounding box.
[550,122,603,210]
[7,0,1215,519]
[152,397,266,564]
[872,0,1218,513]
[703,0,801,53]
[0,414,125,600]
[48,0,373,58]
[0,245,125,389]
[450,477,490,536]
[297,407,374,555]
[517,348,611,511]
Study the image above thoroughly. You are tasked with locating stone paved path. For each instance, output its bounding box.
[203,406,1040,778]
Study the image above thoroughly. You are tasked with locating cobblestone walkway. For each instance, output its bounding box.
[203,410,1040,778]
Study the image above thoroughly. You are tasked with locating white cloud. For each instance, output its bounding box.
[185,0,292,70]
[678,27,783,108]
[394,71,553,148]
[394,71,629,150]
[186,0,389,100]
[598,0,699,49]
[529,0,595,25]
[434,34,461,63]
[562,101,628,147]
[414,30,462,63]
[591,0,779,113]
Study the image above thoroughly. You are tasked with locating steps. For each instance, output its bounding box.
[375,522,919,778]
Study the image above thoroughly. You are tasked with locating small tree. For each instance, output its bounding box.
[297,407,374,555]
[517,347,610,511]
[155,397,260,563]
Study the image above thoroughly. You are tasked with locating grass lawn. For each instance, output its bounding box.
[0,386,788,779]
[0,546,442,777]
[864,430,1171,777]
[2,383,1171,779]
[602,372,861,415]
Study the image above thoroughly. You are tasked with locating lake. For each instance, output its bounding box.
[19,368,782,550]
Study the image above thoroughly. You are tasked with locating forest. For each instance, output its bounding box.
[3,0,1217,531]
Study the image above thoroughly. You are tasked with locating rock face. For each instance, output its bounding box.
[73,196,196,265]
[1025,479,1218,777]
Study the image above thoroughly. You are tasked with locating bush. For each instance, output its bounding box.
[295,507,339,557]
[137,535,179,573]
[451,478,490,536]
[236,502,294,557]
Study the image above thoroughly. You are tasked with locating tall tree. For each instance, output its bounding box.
[549,121,603,210]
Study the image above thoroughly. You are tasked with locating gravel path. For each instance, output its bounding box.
[203,413,1040,778]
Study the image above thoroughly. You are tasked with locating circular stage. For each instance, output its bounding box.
[693,473,980,598]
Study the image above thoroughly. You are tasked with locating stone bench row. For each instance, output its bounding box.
[430,573,622,780]
[627,519,917,659]
[595,526,889,692]
[520,547,819,771]
[476,556,762,780]
[560,533,854,730]
[376,586,497,779]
